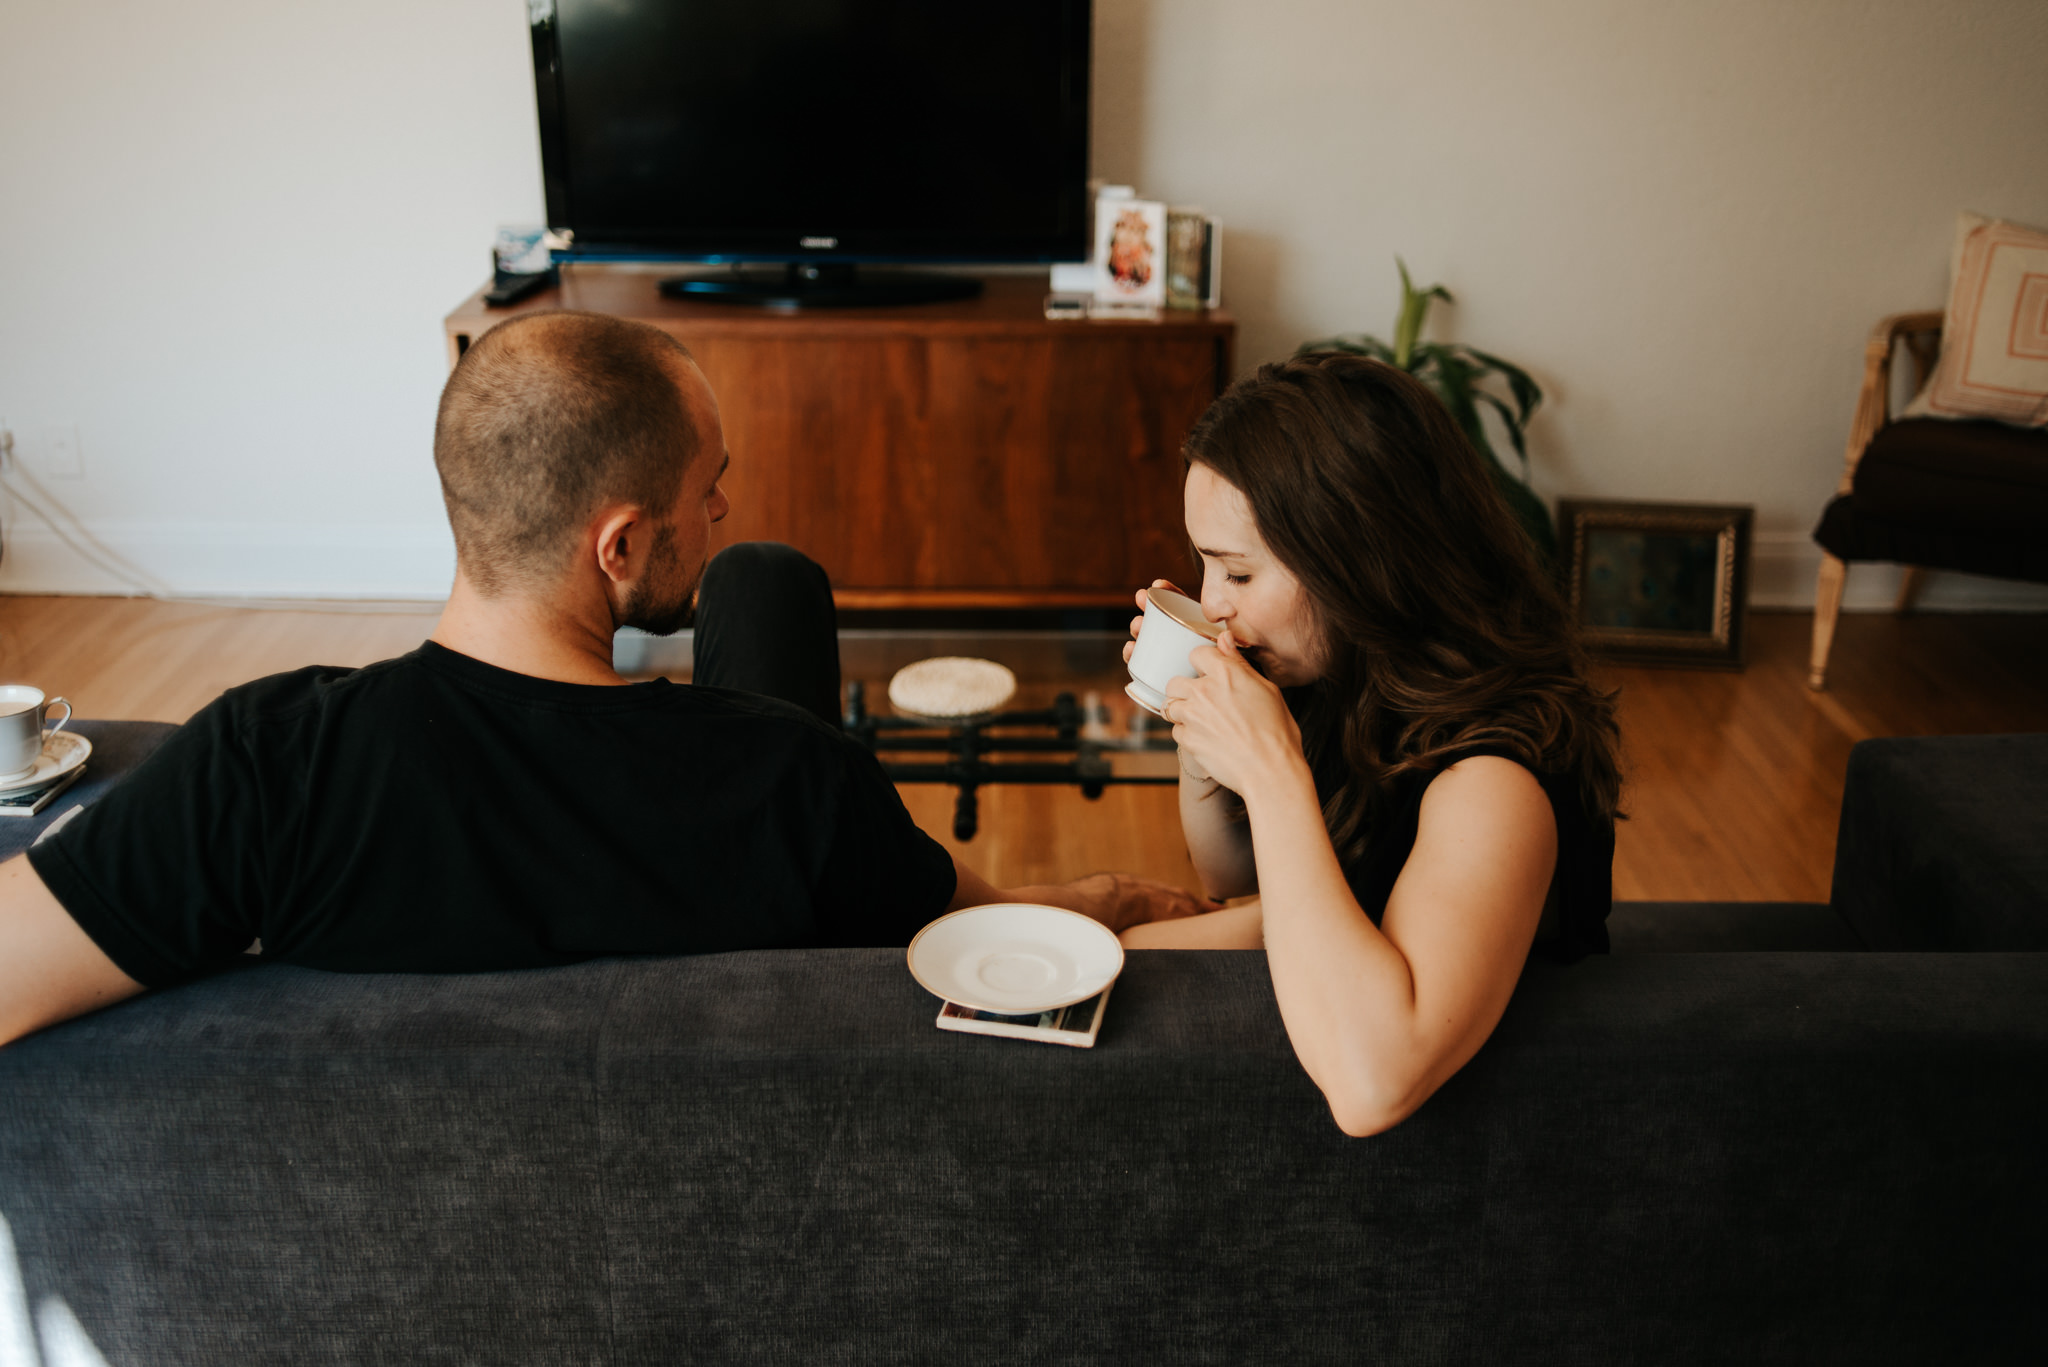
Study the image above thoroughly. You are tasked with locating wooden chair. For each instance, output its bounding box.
[1808,312,2048,689]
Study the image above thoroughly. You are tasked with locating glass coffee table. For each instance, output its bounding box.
[841,681,1179,842]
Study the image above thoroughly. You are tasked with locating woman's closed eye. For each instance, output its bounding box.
[1225,572,1250,585]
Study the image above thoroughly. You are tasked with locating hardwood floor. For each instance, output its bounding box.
[1606,610,2048,900]
[3,594,2044,902]
[0,596,444,724]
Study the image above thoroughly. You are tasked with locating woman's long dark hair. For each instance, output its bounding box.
[1184,353,1621,862]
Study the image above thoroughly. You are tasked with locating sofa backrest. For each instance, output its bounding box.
[4,948,2044,1364]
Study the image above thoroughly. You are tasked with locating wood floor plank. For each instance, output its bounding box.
[0,596,442,723]
[1593,609,2047,901]
[4,594,2043,902]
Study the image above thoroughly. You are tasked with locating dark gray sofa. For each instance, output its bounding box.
[2,728,2044,1365]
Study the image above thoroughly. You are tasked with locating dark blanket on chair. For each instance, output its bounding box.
[1814,417,2048,582]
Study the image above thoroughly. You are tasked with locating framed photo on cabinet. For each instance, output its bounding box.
[1092,197,1167,311]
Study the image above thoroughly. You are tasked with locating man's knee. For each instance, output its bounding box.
[701,542,832,605]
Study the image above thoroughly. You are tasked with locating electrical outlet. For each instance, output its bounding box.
[43,423,84,479]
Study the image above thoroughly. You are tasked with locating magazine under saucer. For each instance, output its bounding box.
[0,730,92,795]
[907,903,1124,1015]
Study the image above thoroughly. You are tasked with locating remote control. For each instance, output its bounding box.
[484,270,556,308]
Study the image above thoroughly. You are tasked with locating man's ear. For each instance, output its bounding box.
[591,505,648,587]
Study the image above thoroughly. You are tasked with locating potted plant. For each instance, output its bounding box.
[1299,259,1555,561]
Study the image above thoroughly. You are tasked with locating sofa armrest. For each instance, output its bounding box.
[1833,734,2048,949]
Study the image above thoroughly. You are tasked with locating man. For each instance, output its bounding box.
[0,311,1204,1047]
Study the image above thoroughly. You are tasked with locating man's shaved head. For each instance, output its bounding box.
[434,311,701,594]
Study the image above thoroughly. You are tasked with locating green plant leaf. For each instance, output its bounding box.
[1473,389,1532,479]
[1296,333,1397,364]
[1417,347,1555,563]
[1294,258,1555,565]
[1416,345,1489,448]
[1392,257,1453,369]
[1461,346,1544,424]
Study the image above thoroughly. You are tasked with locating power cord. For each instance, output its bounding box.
[0,428,441,617]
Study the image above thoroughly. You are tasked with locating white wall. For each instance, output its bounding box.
[1095,0,2048,609]
[0,0,541,597]
[3,0,2045,606]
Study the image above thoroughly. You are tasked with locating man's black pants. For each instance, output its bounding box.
[690,541,842,726]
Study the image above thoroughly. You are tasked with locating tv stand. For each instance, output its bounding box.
[660,262,982,309]
[447,272,1234,609]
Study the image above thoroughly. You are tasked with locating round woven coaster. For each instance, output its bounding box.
[887,657,1018,721]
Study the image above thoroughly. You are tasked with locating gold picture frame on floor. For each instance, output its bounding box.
[1556,500,1754,669]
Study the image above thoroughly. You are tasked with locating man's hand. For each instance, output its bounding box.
[1055,872,1219,933]
[947,858,1218,933]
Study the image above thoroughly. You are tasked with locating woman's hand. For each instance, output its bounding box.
[1122,579,1191,667]
[1160,630,1307,799]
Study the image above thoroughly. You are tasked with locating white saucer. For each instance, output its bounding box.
[907,903,1124,1015]
[889,657,1018,722]
[0,730,92,795]
[1125,679,1169,718]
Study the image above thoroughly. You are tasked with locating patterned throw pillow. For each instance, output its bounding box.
[1901,211,2048,428]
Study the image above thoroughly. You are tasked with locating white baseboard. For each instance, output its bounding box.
[1749,532,2048,612]
[0,520,454,600]
[3,521,2044,614]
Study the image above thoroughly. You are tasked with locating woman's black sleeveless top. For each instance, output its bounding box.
[1307,737,1614,962]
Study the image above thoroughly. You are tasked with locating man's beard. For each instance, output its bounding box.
[620,522,699,637]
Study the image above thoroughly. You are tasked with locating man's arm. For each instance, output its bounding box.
[0,854,145,1047]
[946,857,1216,932]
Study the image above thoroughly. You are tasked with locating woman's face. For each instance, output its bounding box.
[1184,463,1323,687]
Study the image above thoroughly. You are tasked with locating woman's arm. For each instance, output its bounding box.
[1161,635,1554,1136]
[1125,580,1258,901]
[1243,753,1553,1136]
[1177,757,1258,901]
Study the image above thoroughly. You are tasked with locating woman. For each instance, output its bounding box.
[1122,353,1621,1137]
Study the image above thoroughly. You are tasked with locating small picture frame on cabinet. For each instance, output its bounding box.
[1556,500,1754,669]
[1093,198,1167,312]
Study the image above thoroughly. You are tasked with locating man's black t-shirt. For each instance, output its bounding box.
[29,642,958,986]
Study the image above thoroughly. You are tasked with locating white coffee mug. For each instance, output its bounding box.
[0,685,73,781]
[1126,587,1222,717]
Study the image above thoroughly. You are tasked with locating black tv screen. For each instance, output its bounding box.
[532,0,1092,264]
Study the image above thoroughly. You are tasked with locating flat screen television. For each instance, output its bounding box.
[529,0,1093,307]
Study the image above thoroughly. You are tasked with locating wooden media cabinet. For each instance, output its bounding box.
[445,272,1236,609]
